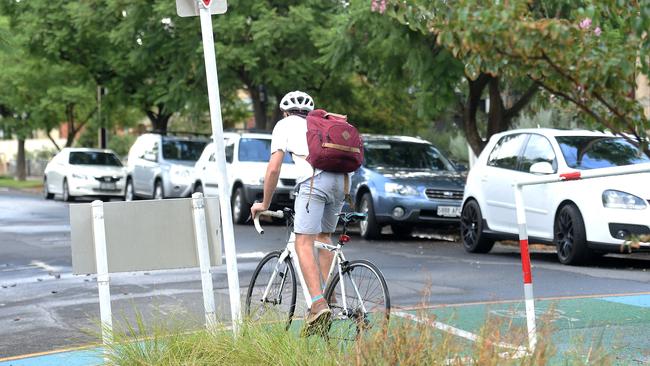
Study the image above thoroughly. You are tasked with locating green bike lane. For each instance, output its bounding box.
[2,292,648,365]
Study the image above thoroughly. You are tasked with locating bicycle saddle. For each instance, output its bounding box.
[338,212,367,223]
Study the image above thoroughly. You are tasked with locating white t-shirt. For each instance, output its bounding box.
[270,115,321,184]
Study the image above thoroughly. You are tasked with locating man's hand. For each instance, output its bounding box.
[250,201,269,221]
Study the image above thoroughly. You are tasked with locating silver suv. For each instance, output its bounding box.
[125,133,208,200]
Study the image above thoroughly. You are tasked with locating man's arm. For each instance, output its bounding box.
[251,150,284,218]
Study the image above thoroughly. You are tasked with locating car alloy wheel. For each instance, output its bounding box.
[232,187,250,225]
[460,200,494,253]
[554,204,591,265]
[359,193,381,240]
[62,179,73,202]
[154,181,164,200]
[125,179,134,201]
[43,178,54,200]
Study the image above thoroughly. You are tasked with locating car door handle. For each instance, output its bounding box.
[202,166,206,170]
[481,175,488,182]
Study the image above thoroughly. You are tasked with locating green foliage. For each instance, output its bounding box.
[389,0,650,152]
[108,134,137,158]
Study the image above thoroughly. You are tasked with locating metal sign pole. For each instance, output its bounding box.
[197,0,241,332]
[91,200,113,360]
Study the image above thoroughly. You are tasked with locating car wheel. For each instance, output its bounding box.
[460,200,494,253]
[153,180,164,200]
[359,193,381,240]
[124,178,136,201]
[193,182,204,195]
[43,178,54,200]
[554,204,591,265]
[232,186,250,225]
[62,179,74,202]
[391,224,413,239]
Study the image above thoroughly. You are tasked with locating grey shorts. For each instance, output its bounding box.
[294,172,346,235]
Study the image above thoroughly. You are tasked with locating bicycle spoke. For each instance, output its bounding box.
[245,252,296,327]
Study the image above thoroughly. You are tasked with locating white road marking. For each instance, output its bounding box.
[237,252,266,259]
[393,311,529,359]
[29,260,60,273]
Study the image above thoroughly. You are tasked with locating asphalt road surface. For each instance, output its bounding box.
[1,189,648,358]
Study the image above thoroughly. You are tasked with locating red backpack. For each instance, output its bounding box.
[305,109,363,173]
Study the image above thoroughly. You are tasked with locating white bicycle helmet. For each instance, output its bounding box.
[279,91,314,112]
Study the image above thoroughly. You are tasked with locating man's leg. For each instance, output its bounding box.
[294,233,324,299]
[315,233,334,285]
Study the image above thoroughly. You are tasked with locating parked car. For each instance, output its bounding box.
[193,132,299,224]
[461,128,650,265]
[43,148,126,201]
[350,135,466,239]
[125,133,208,200]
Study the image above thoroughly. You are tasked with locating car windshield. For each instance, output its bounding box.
[557,136,650,169]
[162,139,207,161]
[68,151,122,166]
[364,141,454,171]
[238,138,293,163]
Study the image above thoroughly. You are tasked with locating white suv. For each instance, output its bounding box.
[461,128,650,265]
[193,132,299,224]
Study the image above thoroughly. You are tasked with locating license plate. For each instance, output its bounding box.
[437,206,461,217]
[100,182,116,191]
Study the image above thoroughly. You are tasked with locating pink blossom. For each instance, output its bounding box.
[579,18,592,29]
[594,27,601,36]
[371,0,387,14]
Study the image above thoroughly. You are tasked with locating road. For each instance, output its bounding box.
[0,189,649,358]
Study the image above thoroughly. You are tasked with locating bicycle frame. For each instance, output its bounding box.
[260,232,368,316]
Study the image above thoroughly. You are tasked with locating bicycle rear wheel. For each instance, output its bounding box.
[323,259,390,342]
[245,251,297,329]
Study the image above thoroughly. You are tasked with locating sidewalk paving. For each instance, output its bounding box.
[2,293,648,365]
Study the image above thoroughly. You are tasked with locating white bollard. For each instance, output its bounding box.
[91,200,113,359]
[192,193,218,329]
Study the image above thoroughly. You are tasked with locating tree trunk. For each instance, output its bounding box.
[249,86,268,130]
[146,105,172,134]
[463,74,491,156]
[16,138,26,181]
[65,104,76,147]
[462,74,539,157]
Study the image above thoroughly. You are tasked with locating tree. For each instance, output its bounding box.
[319,1,539,156]
[387,0,650,154]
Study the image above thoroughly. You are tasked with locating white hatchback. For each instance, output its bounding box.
[461,128,650,265]
[43,148,127,201]
[193,132,299,224]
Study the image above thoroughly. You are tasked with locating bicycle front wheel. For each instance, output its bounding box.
[324,259,390,342]
[245,251,297,329]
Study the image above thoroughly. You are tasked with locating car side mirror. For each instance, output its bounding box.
[529,161,554,174]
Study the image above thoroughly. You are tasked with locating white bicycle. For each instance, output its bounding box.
[246,208,390,341]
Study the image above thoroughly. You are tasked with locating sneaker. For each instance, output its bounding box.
[301,299,331,337]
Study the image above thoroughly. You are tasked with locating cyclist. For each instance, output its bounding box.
[250,90,346,332]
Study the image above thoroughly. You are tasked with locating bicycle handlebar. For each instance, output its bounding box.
[253,210,285,235]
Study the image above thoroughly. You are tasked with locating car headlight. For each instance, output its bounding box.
[71,173,89,180]
[602,190,647,210]
[384,182,419,196]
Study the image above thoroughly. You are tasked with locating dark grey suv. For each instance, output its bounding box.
[351,135,466,239]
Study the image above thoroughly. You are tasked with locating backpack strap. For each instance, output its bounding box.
[305,168,315,213]
[344,174,354,211]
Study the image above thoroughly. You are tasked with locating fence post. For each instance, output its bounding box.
[191,193,218,329]
[91,200,113,359]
